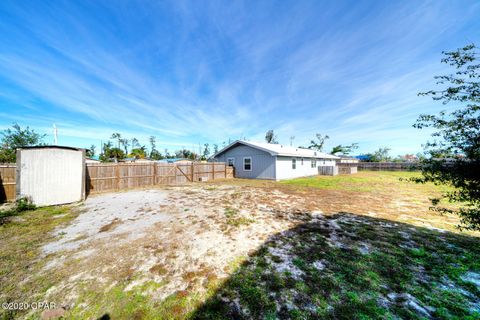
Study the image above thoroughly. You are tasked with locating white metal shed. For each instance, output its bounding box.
[16,146,85,206]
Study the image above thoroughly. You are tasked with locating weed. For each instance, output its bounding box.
[0,197,36,223]
[224,207,254,227]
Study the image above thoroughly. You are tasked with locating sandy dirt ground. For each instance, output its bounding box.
[37,180,471,315]
[41,184,311,306]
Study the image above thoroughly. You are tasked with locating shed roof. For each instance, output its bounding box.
[213,140,340,159]
[17,145,84,151]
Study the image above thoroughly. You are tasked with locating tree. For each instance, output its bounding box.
[365,147,391,162]
[150,149,163,160]
[129,147,147,159]
[147,136,163,160]
[86,144,96,158]
[213,144,219,155]
[202,143,210,160]
[131,138,140,150]
[265,130,278,144]
[330,143,359,155]
[413,43,480,230]
[119,138,130,155]
[99,141,112,162]
[111,133,122,149]
[0,123,46,162]
[99,142,125,162]
[109,148,126,161]
[175,148,196,160]
[308,133,329,151]
[149,136,156,157]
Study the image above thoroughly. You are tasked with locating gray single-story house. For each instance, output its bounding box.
[211,140,340,180]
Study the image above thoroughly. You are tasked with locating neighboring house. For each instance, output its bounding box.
[157,158,192,164]
[402,154,418,162]
[211,140,339,180]
[134,158,155,163]
[121,157,137,163]
[85,157,100,163]
[337,156,359,164]
[355,155,371,162]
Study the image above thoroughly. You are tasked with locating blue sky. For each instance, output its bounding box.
[0,0,479,156]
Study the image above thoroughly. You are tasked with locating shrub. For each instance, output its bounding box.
[0,197,35,223]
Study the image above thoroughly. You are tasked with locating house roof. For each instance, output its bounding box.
[157,158,191,163]
[213,140,340,159]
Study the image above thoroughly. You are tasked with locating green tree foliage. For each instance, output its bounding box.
[308,133,329,151]
[175,148,196,160]
[99,141,125,162]
[202,143,210,160]
[86,144,96,158]
[364,147,391,162]
[109,148,126,161]
[147,136,163,160]
[265,130,278,144]
[129,147,147,159]
[331,143,359,155]
[213,144,219,155]
[413,43,480,230]
[0,123,46,163]
[150,150,163,160]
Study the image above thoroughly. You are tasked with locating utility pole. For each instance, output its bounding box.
[53,123,58,145]
[290,136,295,146]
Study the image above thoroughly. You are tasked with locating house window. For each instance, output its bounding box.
[292,158,296,169]
[301,158,304,165]
[243,157,252,171]
[227,157,235,166]
[311,159,316,168]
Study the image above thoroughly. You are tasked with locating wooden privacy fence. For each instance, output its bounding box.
[86,162,234,195]
[337,162,420,171]
[356,162,420,171]
[0,162,234,202]
[0,164,16,202]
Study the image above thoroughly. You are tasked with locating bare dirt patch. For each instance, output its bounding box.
[4,174,478,319]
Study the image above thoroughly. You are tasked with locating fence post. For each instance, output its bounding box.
[115,164,120,190]
[212,162,215,180]
[225,163,227,179]
[152,163,156,186]
[191,162,194,182]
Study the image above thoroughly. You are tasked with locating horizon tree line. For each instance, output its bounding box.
[0,124,440,164]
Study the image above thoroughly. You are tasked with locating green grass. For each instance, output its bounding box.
[224,207,254,227]
[0,205,79,319]
[192,214,480,319]
[280,170,451,193]
[67,272,226,319]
